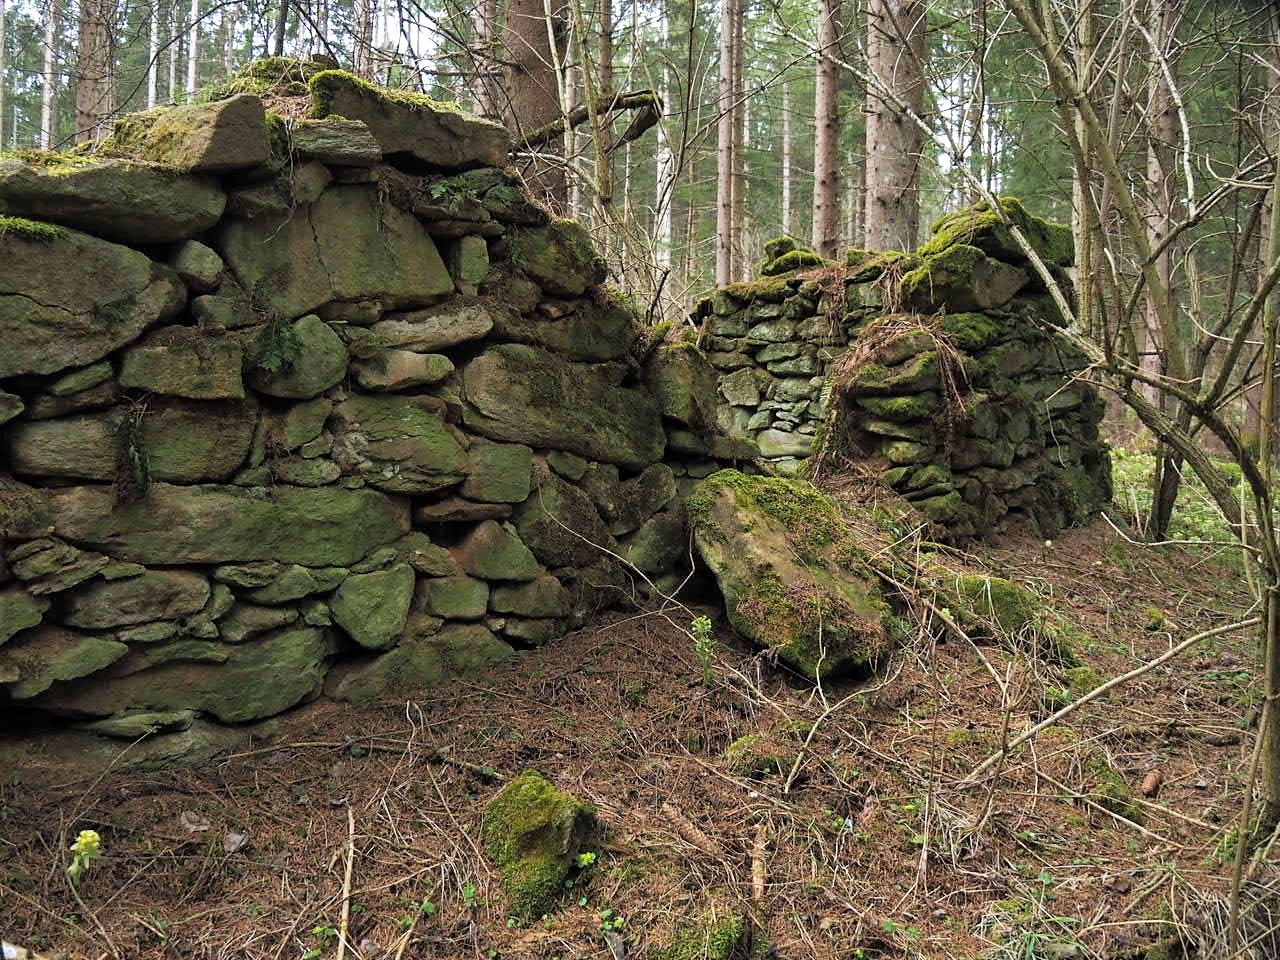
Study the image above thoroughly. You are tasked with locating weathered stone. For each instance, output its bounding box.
[608,464,677,536]
[513,472,616,569]
[0,157,226,243]
[8,538,109,596]
[191,282,257,330]
[213,562,283,588]
[720,368,761,407]
[490,575,568,618]
[289,117,382,166]
[0,626,128,698]
[463,442,533,504]
[492,300,638,362]
[330,394,468,494]
[245,565,347,604]
[463,344,664,470]
[756,429,812,458]
[246,314,349,399]
[270,397,332,452]
[77,709,196,739]
[644,344,719,430]
[511,220,606,296]
[33,626,336,723]
[620,512,687,576]
[268,457,340,486]
[372,301,495,352]
[120,326,244,399]
[0,391,23,424]
[218,185,453,319]
[325,623,513,703]
[422,575,489,619]
[104,95,271,172]
[309,70,510,168]
[0,587,48,645]
[449,235,490,283]
[353,350,454,391]
[48,361,114,397]
[430,167,549,226]
[414,497,512,523]
[502,618,563,646]
[61,571,210,629]
[8,399,256,483]
[745,320,797,343]
[219,603,299,643]
[455,520,541,581]
[768,355,820,376]
[545,451,588,481]
[170,240,224,293]
[0,224,186,378]
[481,770,595,922]
[330,563,415,650]
[49,483,409,566]
[900,243,1030,313]
[754,342,800,363]
[689,471,891,680]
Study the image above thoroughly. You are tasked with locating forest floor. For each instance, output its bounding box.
[1,472,1276,960]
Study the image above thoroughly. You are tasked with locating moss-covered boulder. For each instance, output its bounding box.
[899,243,1030,313]
[330,394,468,494]
[120,326,245,399]
[47,483,409,566]
[462,442,533,504]
[217,185,453,319]
[60,570,210,629]
[0,221,186,378]
[0,156,226,244]
[0,587,49,645]
[289,117,382,166]
[688,470,892,680]
[462,344,664,470]
[246,314,348,399]
[652,908,747,960]
[511,220,607,297]
[921,197,1074,268]
[454,520,541,581]
[372,301,495,352]
[308,70,510,168]
[480,770,595,922]
[329,563,415,650]
[513,470,617,569]
[644,343,719,430]
[99,94,271,172]
[492,297,639,362]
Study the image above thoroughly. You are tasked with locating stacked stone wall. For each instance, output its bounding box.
[698,202,1112,538]
[0,63,752,747]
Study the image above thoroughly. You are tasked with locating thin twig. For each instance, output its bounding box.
[336,806,356,960]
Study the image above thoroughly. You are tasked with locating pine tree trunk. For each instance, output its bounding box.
[40,0,59,149]
[715,0,737,285]
[186,0,198,100]
[168,1,178,103]
[655,3,673,273]
[0,0,8,147]
[147,0,160,107]
[221,3,233,78]
[76,0,115,142]
[353,0,375,78]
[272,0,288,57]
[504,0,569,210]
[730,0,745,278]
[863,0,926,251]
[781,78,792,237]
[813,0,841,258]
[470,0,500,119]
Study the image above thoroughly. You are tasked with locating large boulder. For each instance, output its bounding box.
[119,326,246,399]
[60,570,210,629]
[0,223,186,378]
[330,395,469,494]
[0,626,128,699]
[462,344,664,470]
[688,471,892,680]
[246,315,348,399]
[217,185,453,319]
[329,563,415,650]
[511,220,607,297]
[48,483,409,566]
[643,343,719,430]
[372,301,495,352]
[491,299,638,362]
[31,626,336,722]
[308,70,510,169]
[100,95,272,172]
[0,157,226,243]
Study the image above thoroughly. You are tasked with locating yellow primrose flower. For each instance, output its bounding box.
[70,829,101,856]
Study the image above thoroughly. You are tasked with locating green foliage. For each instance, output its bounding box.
[690,615,715,685]
[252,316,303,373]
[113,407,151,506]
[0,216,66,241]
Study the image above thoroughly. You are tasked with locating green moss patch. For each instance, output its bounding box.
[309,69,464,118]
[653,910,746,960]
[0,216,65,242]
[919,196,1073,267]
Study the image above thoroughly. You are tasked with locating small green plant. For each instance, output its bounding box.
[253,314,303,373]
[461,883,480,909]
[303,924,338,959]
[66,829,102,885]
[597,908,625,935]
[574,851,597,868]
[691,615,715,685]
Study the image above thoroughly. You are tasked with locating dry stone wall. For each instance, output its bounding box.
[0,63,753,746]
[697,202,1112,539]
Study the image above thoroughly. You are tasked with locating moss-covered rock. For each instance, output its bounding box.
[289,116,382,166]
[921,197,1074,268]
[0,587,49,645]
[0,626,128,698]
[0,222,186,378]
[308,69,510,168]
[899,243,1030,313]
[652,910,747,960]
[330,563,415,650]
[644,343,720,430]
[120,325,245,400]
[761,248,830,276]
[422,575,490,619]
[688,470,892,680]
[60,570,209,629]
[47,483,409,566]
[372,301,495,352]
[511,219,607,296]
[218,184,453,319]
[513,470,617,569]
[462,442,534,504]
[490,575,568,618]
[330,394,468,494]
[99,94,271,172]
[454,520,541,581]
[462,343,664,470]
[0,156,226,244]
[480,770,595,922]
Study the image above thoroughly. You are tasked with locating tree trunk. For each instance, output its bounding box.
[353,0,375,78]
[781,78,792,238]
[730,0,745,278]
[863,0,926,251]
[655,2,673,272]
[715,0,738,285]
[76,0,115,143]
[168,1,178,103]
[1,0,8,148]
[504,0,570,211]
[272,0,288,56]
[221,3,233,78]
[813,0,841,258]
[470,0,500,119]
[147,0,159,108]
[40,0,59,149]
[186,0,198,100]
